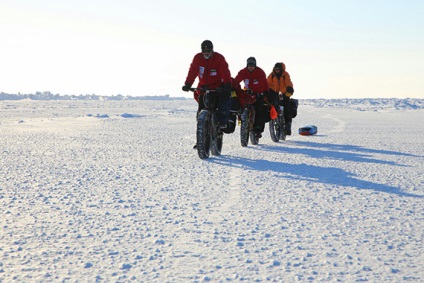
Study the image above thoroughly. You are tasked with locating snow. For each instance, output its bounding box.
[0,98,423,282]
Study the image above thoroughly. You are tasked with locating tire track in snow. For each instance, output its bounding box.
[324,113,346,133]
[220,164,243,212]
[207,161,244,215]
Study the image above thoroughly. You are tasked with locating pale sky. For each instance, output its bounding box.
[1,0,423,99]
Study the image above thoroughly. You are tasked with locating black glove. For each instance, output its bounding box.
[182,83,192,92]
[246,89,253,95]
[286,86,294,94]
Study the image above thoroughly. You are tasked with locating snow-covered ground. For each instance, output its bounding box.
[1,98,423,282]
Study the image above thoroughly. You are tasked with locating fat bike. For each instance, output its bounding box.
[240,92,260,147]
[191,88,223,159]
[269,104,286,142]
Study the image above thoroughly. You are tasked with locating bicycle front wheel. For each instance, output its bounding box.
[270,115,285,142]
[196,110,211,159]
[240,108,250,147]
[211,132,223,156]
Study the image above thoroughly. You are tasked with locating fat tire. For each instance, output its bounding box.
[240,108,250,147]
[249,107,259,145]
[270,115,285,142]
[196,110,211,159]
[269,110,286,142]
[269,119,278,142]
[211,132,223,156]
[210,113,222,156]
[279,115,286,141]
[250,131,259,145]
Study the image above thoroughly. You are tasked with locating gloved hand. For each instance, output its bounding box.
[286,86,294,94]
[182,83,192,92]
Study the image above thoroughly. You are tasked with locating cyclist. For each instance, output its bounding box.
[182,40,232,130]
[267,62,294,135]
[234,57,269,139]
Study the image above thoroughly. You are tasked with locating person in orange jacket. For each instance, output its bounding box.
[267,62,294,135]
[234,57,270,139]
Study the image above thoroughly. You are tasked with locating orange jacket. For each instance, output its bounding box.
[267,62,294,95]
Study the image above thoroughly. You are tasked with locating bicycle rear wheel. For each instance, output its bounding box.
[250,131,259,145]
[211,132,223,156]
[278,115,286,141]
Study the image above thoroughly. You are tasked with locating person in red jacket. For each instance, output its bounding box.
[182,40,232,130]
[234,57,269,139]
[267,62,294,135]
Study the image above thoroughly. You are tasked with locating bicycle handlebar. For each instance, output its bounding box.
[245,89,265,98]
[189,87,221,93]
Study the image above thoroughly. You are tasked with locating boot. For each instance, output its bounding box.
[285,122,292,136]
[225,111,237,133]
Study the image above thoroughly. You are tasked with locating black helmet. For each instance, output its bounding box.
[201,40,213,52]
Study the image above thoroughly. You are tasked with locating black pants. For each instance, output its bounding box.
[282,96,292,124]
[197,89,231,125]
[222,97,240,134]
[267,90,279,108]
[253,95,265,133]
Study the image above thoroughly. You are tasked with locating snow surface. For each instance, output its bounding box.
[0,98,423,282]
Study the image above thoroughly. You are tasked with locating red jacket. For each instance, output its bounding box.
[185,52,232,90]
[234,67,269,94]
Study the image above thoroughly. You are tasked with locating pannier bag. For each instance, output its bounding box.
[263,103,271,123]
[290,99,298,118]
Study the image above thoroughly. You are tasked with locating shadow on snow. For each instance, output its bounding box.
[255,140,419,167]
[292,140,422,158]
[210,141,423,198]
